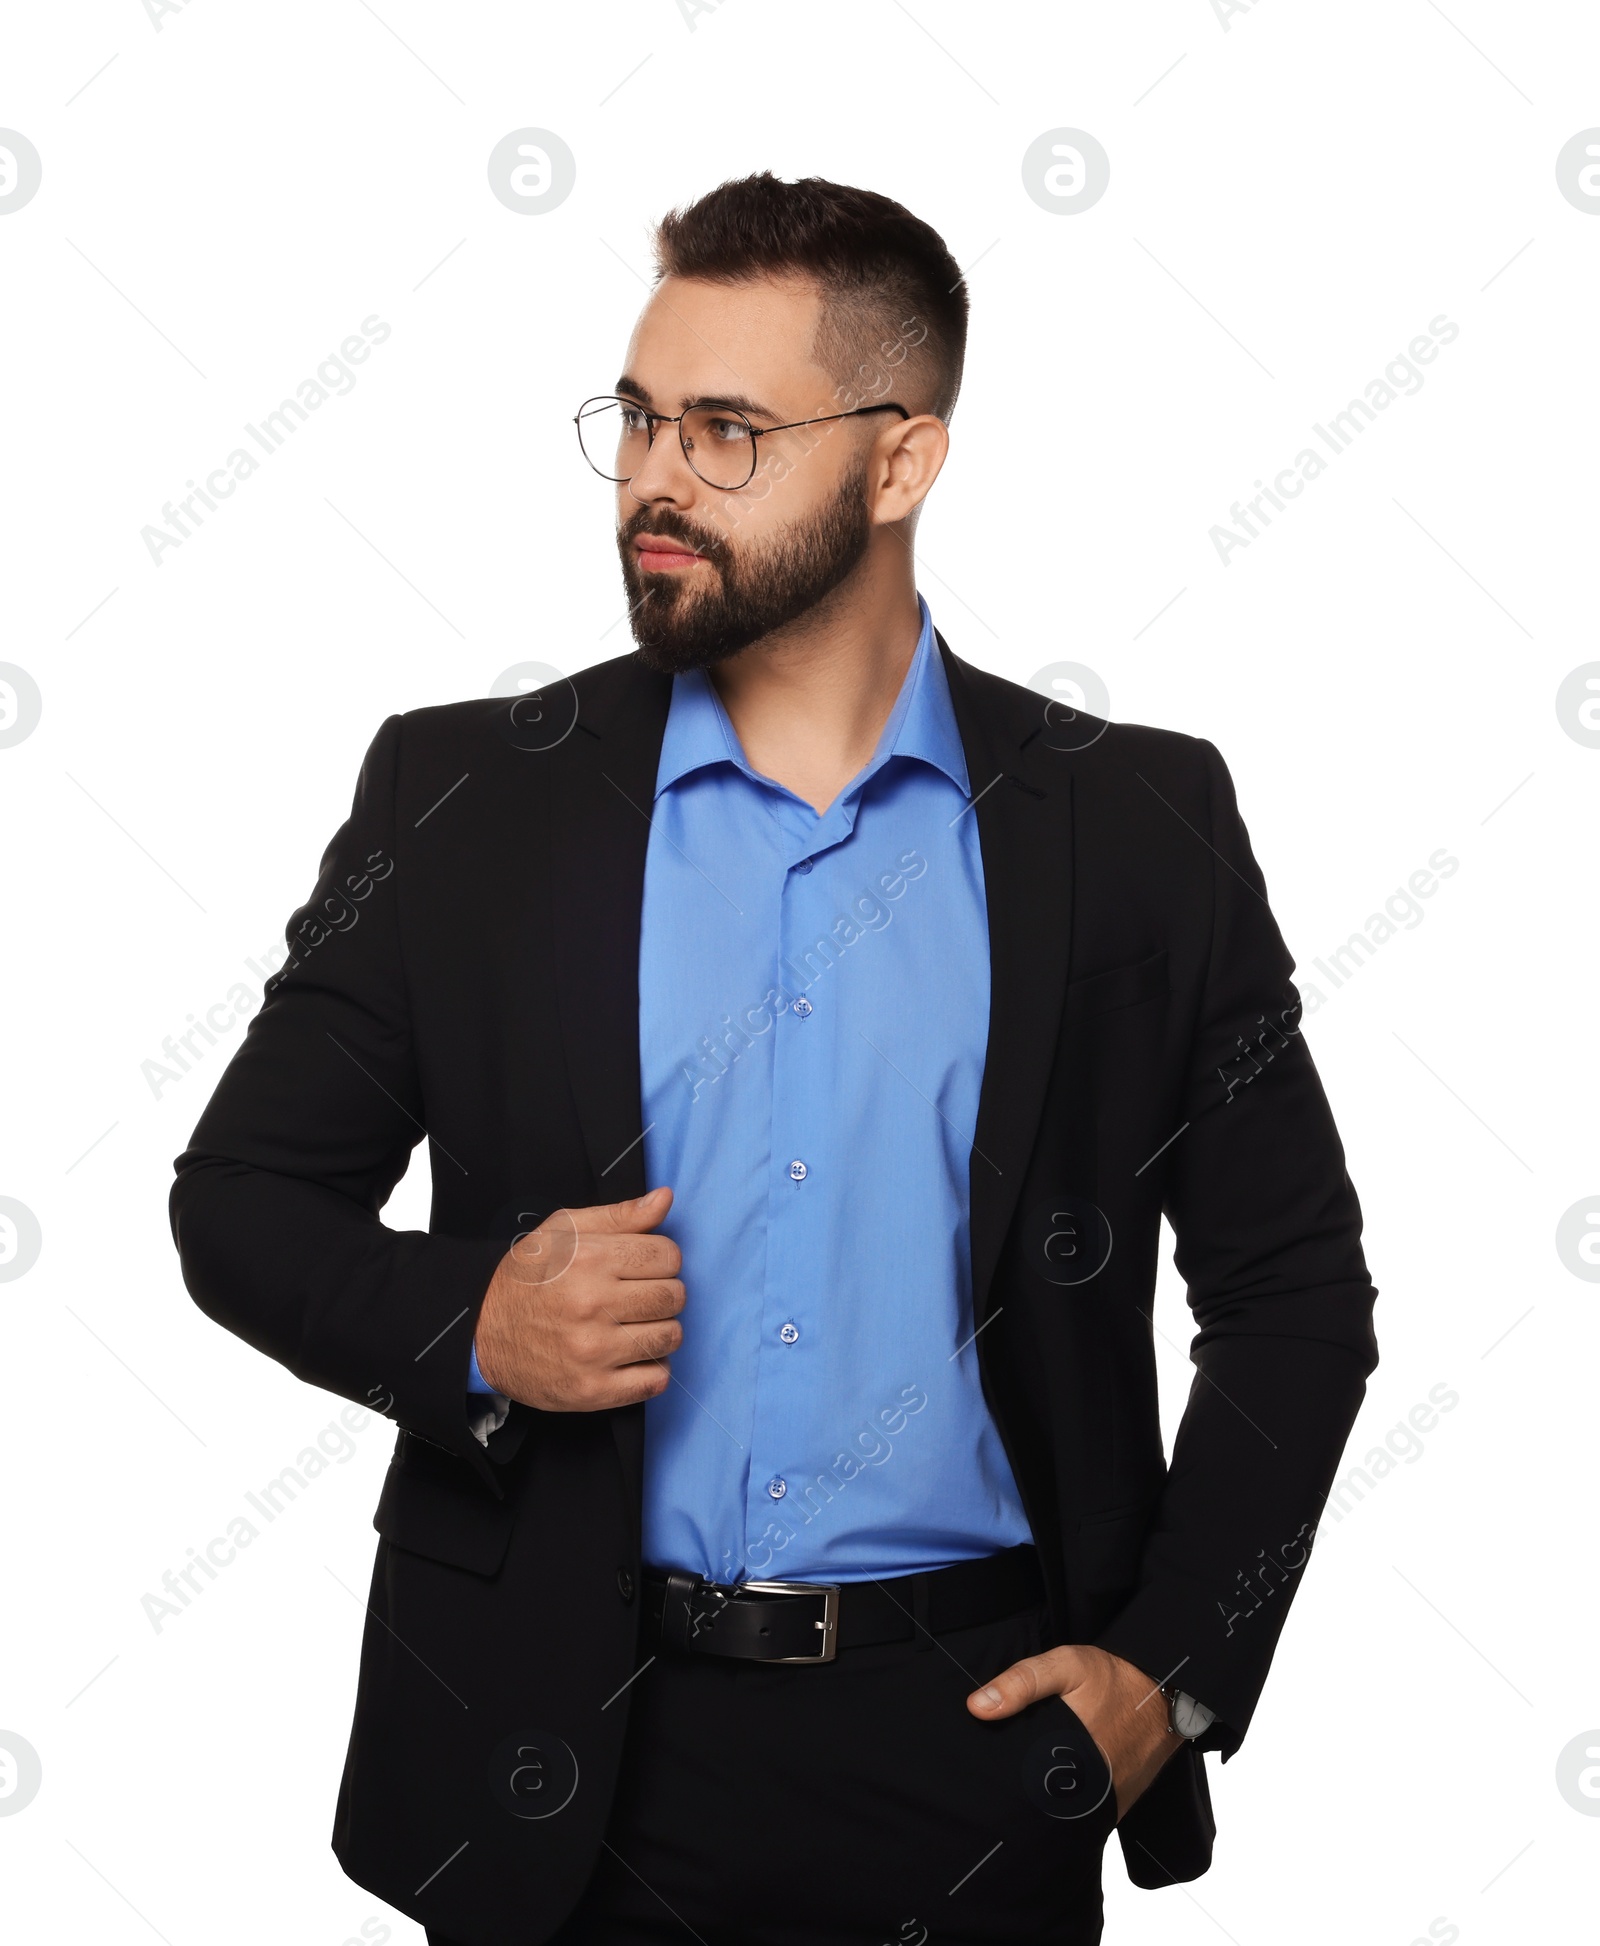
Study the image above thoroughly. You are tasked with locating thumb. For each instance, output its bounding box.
[564,1185,674,1234]
[967,1648,1077,1720]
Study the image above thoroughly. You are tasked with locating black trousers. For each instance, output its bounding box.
[433,1596,1115,1946]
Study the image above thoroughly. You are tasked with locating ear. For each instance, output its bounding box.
[869,414,949,526]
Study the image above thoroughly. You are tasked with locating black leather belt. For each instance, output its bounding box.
[644,1544,1043,1665]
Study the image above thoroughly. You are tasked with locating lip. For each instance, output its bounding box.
[633,534,707,570]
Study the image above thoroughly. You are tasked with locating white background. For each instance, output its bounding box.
[2,2,1597,1941]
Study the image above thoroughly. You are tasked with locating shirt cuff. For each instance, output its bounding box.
[465,1343,510,1445]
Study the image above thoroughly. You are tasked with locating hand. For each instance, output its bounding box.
[473,1186,683,1412]
[967,1643,1185,1821]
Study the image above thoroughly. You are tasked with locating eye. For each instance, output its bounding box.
[701,415,748,443]
[618,405,648,434]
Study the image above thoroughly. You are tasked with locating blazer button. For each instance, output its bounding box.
[616,1567,635,1603]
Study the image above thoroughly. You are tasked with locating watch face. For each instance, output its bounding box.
[1168,1690,1212,1740]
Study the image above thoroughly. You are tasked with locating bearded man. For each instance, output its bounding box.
[171,172,1378,1946]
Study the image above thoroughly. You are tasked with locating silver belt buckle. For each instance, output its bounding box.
[741,1578,841,1662]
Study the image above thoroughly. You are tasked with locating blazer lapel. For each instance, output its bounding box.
[543,654,672,1529]
[937,635,1076,1326]
[545,657,673,1199]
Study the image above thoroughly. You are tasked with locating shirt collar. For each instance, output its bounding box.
[653,597,970,802]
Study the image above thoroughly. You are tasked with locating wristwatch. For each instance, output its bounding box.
[1160,1682,1215,1740]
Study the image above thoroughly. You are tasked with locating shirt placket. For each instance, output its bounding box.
[740,786,856,1578]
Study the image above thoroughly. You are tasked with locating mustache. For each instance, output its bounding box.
[618,507,728,559]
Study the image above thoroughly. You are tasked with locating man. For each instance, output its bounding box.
[171,174,1378,1945]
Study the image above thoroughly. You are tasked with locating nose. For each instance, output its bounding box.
[625,423,695,507]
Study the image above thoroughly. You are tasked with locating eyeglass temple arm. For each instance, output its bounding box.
[753,403,911,440]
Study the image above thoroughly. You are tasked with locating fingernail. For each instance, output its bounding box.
[977,1686,1002,1708]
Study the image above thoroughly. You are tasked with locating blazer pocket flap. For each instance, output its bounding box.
[1066,949,1169,1018]
[373,1447,515,1577]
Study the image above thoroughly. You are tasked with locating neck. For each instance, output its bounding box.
[706,540,923,816]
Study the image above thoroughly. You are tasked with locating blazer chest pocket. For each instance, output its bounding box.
[1065,949,1168,1018]
[372,1432,514,1577]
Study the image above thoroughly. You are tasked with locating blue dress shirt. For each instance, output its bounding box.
[469,600,1030,1581]
[633,599,1032,1583]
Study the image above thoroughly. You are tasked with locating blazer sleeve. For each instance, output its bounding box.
[168,714,510,1486]
[1093,737,1379,1757]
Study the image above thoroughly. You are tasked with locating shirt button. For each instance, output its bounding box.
[794,858,814,874]
[788,1159,808,1182]
[792,996,813,1018]
[767,1477,788,1500]
[616,1567,635,1603]
[779,1321,800,1345]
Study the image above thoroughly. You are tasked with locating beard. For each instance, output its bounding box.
[617,458,872,675]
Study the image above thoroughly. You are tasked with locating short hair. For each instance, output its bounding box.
[651,172,968,421]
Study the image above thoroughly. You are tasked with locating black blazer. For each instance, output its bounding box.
[171,637,1378,1943]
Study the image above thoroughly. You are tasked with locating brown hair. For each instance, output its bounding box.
[652,172,968,421]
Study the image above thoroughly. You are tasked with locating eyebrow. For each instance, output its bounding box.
[613,375,781,422]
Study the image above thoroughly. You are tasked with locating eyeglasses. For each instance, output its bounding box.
[574,394,910,493]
